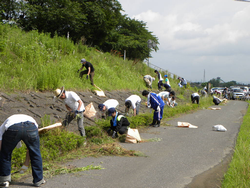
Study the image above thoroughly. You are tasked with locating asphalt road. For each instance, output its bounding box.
[12,100,248,188]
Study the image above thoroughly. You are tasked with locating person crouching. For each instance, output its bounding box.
[107,108,130,138]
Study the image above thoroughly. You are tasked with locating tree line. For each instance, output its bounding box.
[0,0,159,61]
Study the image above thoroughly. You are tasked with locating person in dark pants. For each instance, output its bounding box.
[154,70,163,90]
[142,90,165,127]
[0,114,45,187]
[78,58,95,86]
[191,93,200,104]
[161,83,171,92]
[107,108,130,138]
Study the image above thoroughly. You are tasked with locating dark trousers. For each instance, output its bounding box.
[191,96,200,104]
[0,122,43,184]
[80,70,95,86]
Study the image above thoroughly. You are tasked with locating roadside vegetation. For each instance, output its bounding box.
[0,24,217,180]
[221,100,250,188]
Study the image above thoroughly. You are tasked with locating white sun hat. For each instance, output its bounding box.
[54,86,65,98]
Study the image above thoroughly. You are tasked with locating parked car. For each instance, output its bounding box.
[229,88,245,100]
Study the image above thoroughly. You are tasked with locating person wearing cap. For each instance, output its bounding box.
[142,90,165,127]
[154,70,164,90]
[143,75,155,89]
[124,95,141,116]
[98,99,119,119]
[164,75,170,86]
[77,58,95,86]
[191,92,200,104]
[0,114,45,187]
[107,108,130,138]
[54,87,86,137]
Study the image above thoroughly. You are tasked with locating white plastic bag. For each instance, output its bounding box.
[213,125,227,132]
[125,128,141,143]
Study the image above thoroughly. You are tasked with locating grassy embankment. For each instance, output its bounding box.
[0,23,214,179]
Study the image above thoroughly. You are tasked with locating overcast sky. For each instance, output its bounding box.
[118,0,250,83]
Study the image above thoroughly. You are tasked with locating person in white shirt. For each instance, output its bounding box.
[124,95,141,116]
[98,99,119,118]
[143,75,155,89]
[158,91,170,104]
[54,87,85,137]
[191,93,200,104]
[167,96,177,108]
[154,70,164,90]
[0,114,45,187]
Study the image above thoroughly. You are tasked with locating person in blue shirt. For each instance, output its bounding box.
[107,108,130,138]
[142,90,165,127]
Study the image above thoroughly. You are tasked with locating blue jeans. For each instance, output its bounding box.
[0,122,43,184]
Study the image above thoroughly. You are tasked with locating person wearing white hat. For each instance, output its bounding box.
[54,87,86,137]
[77,58,95,86]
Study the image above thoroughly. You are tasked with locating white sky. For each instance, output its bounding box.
[118,0,250,83]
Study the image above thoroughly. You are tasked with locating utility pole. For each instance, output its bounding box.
[203,69,205,83]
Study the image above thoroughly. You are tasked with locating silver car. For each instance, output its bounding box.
[230,88,245,100]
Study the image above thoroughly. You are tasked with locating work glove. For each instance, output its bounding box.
[112,131,117,138]
[74,110,79,116]
[156,106,160,112]
[86,75,89,79]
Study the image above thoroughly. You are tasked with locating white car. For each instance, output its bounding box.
[229,88,245,100]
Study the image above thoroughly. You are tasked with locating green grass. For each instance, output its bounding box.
[0,23,167,92]
[221,101,250,188]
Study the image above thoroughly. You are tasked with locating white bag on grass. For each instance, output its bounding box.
[125,128,141,143]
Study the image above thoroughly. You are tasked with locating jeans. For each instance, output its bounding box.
[0,122,43,184]
[62,111,85,137]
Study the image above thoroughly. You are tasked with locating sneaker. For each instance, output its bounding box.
[0,181,9,187]
[33,179,46,187]
[153,124,160,128]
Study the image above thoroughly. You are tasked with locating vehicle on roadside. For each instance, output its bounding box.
[229,88,245,100]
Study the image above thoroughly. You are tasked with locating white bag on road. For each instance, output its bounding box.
[213,125,227,132]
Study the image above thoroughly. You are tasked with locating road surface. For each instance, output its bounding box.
[12,100,248,188]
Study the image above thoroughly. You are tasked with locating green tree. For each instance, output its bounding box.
[18,0,87,42]
[103,16,159,60]
[4,0,159,60]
